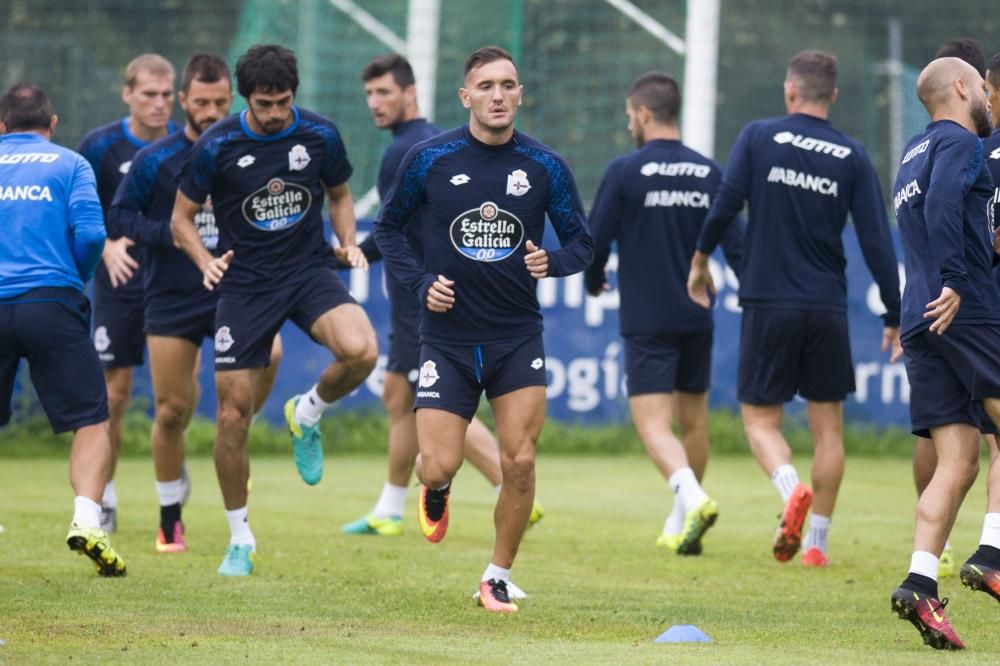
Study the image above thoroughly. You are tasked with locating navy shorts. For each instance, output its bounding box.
[386,327,421,386]
[903,325,1000,438]
[214,267,356,370]
[413,334,547,420]
[145,295,217,347]
[738,307,855,405]
[624,329,712,396]
[92,290,145,368]
[0,288,109,433]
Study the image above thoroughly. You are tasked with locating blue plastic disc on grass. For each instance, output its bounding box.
[654,624,712,643]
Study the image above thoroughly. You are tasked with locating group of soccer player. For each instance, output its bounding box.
[2,34,1000,637]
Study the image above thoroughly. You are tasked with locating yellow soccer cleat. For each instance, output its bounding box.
[341,513,403,536]
[678,497,718,555]
[66,523,126,577]
[528,500,545,528]
[939,545,955,578]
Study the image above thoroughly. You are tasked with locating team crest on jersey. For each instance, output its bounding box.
[241,177,312,232]
[506,169,531,196]
[118,160,132,174]
[93,326,110,353]
[214,326,234,353]
[449,201,524,262]
[288,144,311,171]
[418,360,440,388]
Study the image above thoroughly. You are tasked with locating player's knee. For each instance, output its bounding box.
[154,397,190,432]
[500,446,536,489]
[216,399,252,433]
[106,386,131,416]
[419,450,460,486]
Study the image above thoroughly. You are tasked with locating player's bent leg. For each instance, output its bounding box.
[253,333,283,415]
[148,335,200,553]
[414,408,467,543]
[463,416,503,486]
[343,371,414,536]
[913,436,952,574]
[674,391,710,480]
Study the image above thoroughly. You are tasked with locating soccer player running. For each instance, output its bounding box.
[584,72,743,555]
[171,45,377,576]
[78,53,176,532]
[911,38,989,578]
[0,84,125,576]
[374,46,593,612]
[889,56,1000,651]
[343,54,541,539]
[687,50,901,567]
[109,54,282,553]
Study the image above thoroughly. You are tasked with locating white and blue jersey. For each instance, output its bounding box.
[0,133,105,298]
[373,125,593,345]
[585,138,744,334]
[697,113,901,323]
[78,117,177,301]
[176,106,352,293]
[109,129,218,324]
[893,120,1000,340]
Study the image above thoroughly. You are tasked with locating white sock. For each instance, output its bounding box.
[156,478,185,507]
[372,482,408,518]
[226,507,255,548]
[72,496,102,529]
[802,514,831,553]
[664,499,685,535]
[482,562,512,583]
[668,467,707,512]
[909,550,939,581]
[770,464,799,503]
[495,484,502,495]
[981,513,1000,549]
[294,385,332,427]
[101,480,118,508]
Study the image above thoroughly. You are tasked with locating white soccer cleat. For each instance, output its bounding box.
[473,580,527,600]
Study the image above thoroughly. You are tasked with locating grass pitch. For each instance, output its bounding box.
[1,454,999,664]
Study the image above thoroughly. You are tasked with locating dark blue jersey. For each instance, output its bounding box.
[585,139,745,334]
[374,125,593,345]
[985,128,1000,248]
[109,129,218,318]
[358,119,442,337]
[697,113,901,323]
[176,106,353,293]
[893,120,1000,339]
[78,117,177,301]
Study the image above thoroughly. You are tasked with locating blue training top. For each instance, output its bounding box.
[78,117,177,301]
[696,113,901,324]
[985,128,1000,256]
[176,106,353,294]
[0,132,105,298]
[374,125,593,345]
[585,138,745,335]
[109,128,218,322]
[893,119,1000,340]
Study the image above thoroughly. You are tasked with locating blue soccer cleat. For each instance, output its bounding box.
[284,396,324,485]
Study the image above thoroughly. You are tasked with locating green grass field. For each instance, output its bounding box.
[2,453,999,664]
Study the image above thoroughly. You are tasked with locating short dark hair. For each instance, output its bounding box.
[463,46,516,80]
[181,53,231,93]
[235,45,299,98]
[627,72,681,125]
[936,38,985,77]
[786,50,837,103]
[988,53,1000,89]
[0,83,54,132]
[361,54,415,89]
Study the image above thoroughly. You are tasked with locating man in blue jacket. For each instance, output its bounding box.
[0,83,125,576]
[688,51,901,567]
[890,56,1000,652]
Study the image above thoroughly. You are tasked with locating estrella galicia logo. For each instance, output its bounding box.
[449,201,524,262]
[241,178,312,232]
